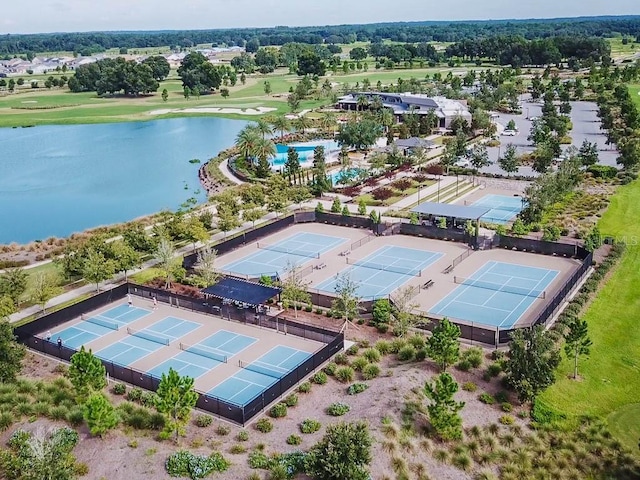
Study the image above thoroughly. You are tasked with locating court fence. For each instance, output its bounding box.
[415,244,593,347]
[14,282,344,426]
[183,214,296,269]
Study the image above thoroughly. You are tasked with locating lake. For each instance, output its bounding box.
[0,117,248,244]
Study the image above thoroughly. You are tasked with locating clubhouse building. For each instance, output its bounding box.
[336,92,472,129]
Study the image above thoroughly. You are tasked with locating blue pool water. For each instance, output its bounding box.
[329,168,366,186]
[0,117,249,243]
[271,140,340,168]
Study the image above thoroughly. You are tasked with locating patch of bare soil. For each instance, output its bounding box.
[9,347,529,480]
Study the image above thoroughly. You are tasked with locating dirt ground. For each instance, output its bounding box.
[4,334,528,480]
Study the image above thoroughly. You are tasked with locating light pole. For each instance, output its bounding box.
[437,175,441,202]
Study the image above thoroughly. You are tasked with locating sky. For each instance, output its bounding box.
[2,0,638,35]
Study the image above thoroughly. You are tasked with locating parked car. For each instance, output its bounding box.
[455,158,470,168]
[502,130,517,136]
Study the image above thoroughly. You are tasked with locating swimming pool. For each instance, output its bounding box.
[329,168,367,186]
[271,140,340,169]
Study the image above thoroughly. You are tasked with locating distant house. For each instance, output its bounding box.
[336,92,472,129]
[392,137,438,155]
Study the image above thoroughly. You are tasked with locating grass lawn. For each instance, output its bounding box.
[539,178,640,453]
[630,84,640,107]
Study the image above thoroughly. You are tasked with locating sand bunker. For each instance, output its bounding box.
[147,106,276,116]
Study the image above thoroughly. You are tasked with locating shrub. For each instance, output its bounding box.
[462,382,477,392]
[397,345,416,362]
[216,424,231,436]
[501,402,513,413]
[149,412,166,430]
[248,451,271,469]
[425,164,444,176]
[284,393,298,407]
[346,345,359,356]
[361,363,381,380]
[67,407,84,427]
[74,462,89,476]
[255,418,273,433]
[389,338,407,353]
[487,363,502,377]
[269,403,288,418]
[499,415,515,425]
[362,348,382,363]
[125,388,143,403]
[334,353,349,365]
[298,382,311,393]
[0,412,13,431]
[286,434,302,445]
[311,371,328,385]
[415,348,428,362]
[462,347,484,368]
[374,340,391,355]
[372,187,395,201]
[407,335,426,350]
[112,383,127,395]
[456,359,472,371]
[230,444,247,454]
[392,178,413,191]
[236,430,249,442]
[300,419,322,434]
[326,403,350,416]
[195,414,213,428]
[495,391,509,403]
[165,450,230,479]
[335,366,355,383]
[323,362,338,376]
[350,357,369,371]
[478,393,496,405]
[347,383,369,395]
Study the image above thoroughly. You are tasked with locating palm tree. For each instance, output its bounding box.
[271,115,291,140]
[254,119,272,139]
[356,94,370,112]
[253,137,276,163]
[379,108,395,133]
[294,115,312,134]
[319,112,336,135]
[235,126,261,165]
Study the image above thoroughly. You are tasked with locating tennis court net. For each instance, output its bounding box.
[179,343,228,363]
[238,360,289,379]
[346,258,422,277]
[126,327,170,346]
[256,242,320,259]
[454,276,546,299]
[85,316,120,331]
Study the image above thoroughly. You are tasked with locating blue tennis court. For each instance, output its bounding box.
[221,232,346,277]
[95,334,165,366]
[148,329,257,380]
[208,345,311,406]
[52,304,150,349]
[316,245,443,298]
[429,261,559,328]
[469,194,525,224]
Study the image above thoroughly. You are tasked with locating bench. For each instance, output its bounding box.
[422,279,434,289]
[315,262,327,270]
[442,264,454,274]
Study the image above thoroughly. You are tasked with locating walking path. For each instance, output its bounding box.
[7,172,468,325]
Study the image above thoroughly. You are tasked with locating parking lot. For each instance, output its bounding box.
[481,96,619,177]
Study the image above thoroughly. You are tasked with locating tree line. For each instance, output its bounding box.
[0,16,638,55]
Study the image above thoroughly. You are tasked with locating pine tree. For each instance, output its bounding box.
[424,372,465,441]
[155,368,198,442]
[564,318,592,379]
[83,393,118,437]
[426,318,461,371]
[69,346,106,400]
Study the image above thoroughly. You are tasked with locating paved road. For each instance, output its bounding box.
[481,96,619,177]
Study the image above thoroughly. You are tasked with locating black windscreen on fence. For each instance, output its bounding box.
[18,281,343,426]
[183,215,295,269]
